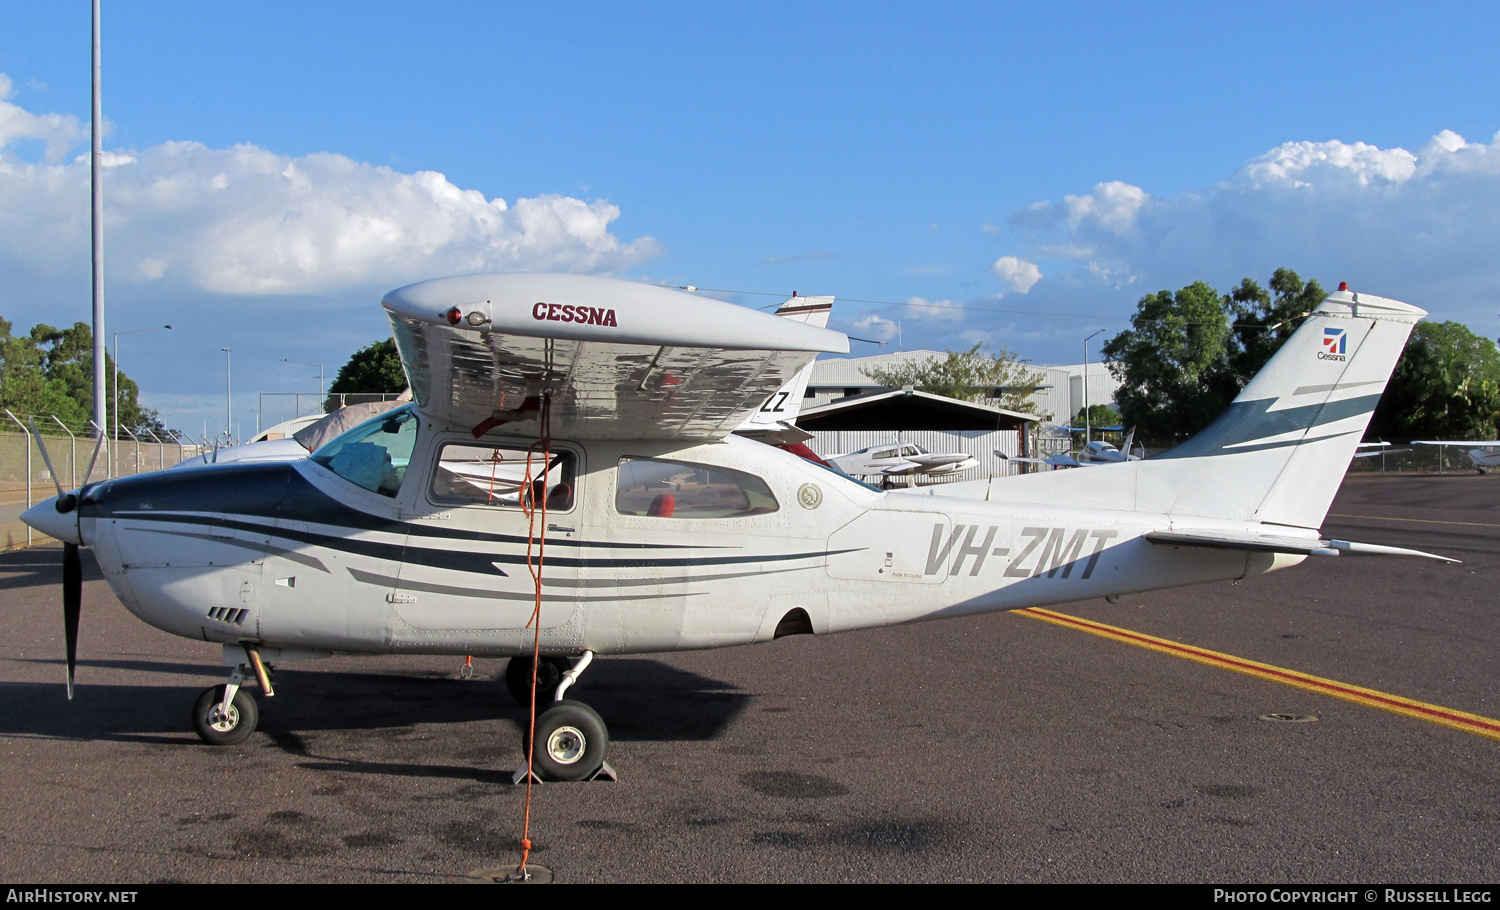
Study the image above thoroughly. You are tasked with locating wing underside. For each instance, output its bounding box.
[392,313,815,440]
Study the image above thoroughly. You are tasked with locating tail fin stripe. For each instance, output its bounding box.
[1291,379,1384,397]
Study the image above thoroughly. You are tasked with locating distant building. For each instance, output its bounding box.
[806,351,1121,426]
[798,387,1039,484]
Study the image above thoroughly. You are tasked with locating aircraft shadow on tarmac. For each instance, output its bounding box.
[0,658,748,752]
[0,546,105,592]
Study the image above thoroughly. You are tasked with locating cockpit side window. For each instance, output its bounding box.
[430,443,577,511]
[309,405,420,497]
[615,457,778,518]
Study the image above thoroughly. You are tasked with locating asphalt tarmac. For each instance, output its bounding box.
[1,472,1496,884]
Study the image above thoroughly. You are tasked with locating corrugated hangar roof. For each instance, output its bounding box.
[798,388,1039,431]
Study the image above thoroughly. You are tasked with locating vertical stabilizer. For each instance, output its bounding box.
[735,296,834,442]
[1151,289,1425,527]
[926,289,1425,533]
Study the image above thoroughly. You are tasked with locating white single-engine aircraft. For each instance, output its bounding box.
[1006,433,1143,470]
[22,275,1454,782]
[1411,440,1500,473]
[825,443,980,478]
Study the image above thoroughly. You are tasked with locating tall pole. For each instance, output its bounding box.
[1083,330,1105,445]
[91,0,107,460]
[281,358,325,401]
[221,348,232,443]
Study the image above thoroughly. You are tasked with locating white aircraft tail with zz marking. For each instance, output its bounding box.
[934,289,1426,532]
[734,295,833,443]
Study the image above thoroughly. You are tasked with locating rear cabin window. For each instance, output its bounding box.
[615,457,778,519]
[431,443,577,511]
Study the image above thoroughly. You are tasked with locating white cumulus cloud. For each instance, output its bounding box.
[990,255,1042,293]
[996,130,1500,327]
[851,313,898,341]
[0,75,87,162]
[1237,138,1418,189]
[1063,180,1149,233]
[904,295,966,322]
[0,81,660,297]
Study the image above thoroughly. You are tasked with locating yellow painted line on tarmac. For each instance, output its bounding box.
[1326,513,1500,529]
[1015,607,1500,742]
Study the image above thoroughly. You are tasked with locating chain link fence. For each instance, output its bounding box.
[0,411,205,550]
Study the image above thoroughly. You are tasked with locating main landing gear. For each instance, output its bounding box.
[506,651,615,782]
[191,647,273,746]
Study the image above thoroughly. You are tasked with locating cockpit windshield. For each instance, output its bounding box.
[309,404,420,497]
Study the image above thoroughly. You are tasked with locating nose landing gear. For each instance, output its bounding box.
[191,684,258,745]
[191,645,274,746]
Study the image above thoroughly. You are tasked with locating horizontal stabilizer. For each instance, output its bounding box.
[1145,530,1457,563]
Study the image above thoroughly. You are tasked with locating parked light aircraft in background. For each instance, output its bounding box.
[1005,430,1142,470]
[825,443,980,479]
[23,276,1453,782]
[1412,440,1500,473]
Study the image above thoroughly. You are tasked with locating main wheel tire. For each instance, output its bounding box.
[505,655,570,707]
[526,699,609,782]
[191,685,259,745]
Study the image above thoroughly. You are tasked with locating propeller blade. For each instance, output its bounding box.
[63,542,82,700]
[28,421,66,499]
[81,430,105,485]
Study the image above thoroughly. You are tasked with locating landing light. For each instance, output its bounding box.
[466,311,491,327]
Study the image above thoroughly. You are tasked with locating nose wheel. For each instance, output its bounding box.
[192,684,258,745]
[191,648,272,745]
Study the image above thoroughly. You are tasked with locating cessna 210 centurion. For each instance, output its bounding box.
[22,274,1453,781]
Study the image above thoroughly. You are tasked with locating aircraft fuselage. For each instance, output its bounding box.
[78,426,1296,660]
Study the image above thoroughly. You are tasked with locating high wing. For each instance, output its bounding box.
[384,274,849,440]
[1002,451,1082,468]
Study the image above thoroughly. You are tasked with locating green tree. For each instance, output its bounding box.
[863,343,1044,413]
[326,338,408,411]
[0,318,86,424]
[1102,269,1326,443]
[0,319,163,433]
[1071,404,1122,429]
[1102,280,1234,441]
[1224,268,1327,386]
[27,322,164,434]
[1369,321,1500,441]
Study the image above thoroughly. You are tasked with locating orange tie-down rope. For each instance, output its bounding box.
[517,390,553,876]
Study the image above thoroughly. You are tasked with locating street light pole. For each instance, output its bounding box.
[221,348,232,443]
[1083,329,1105,445]
[113,325,171,476]
[281,358,325,400]
[90,0,107,464]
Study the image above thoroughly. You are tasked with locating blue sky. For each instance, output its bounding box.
[3,2,1499,436]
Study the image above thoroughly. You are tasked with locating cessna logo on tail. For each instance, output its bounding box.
[1319,327,1347,361]
[532,301,619,327]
